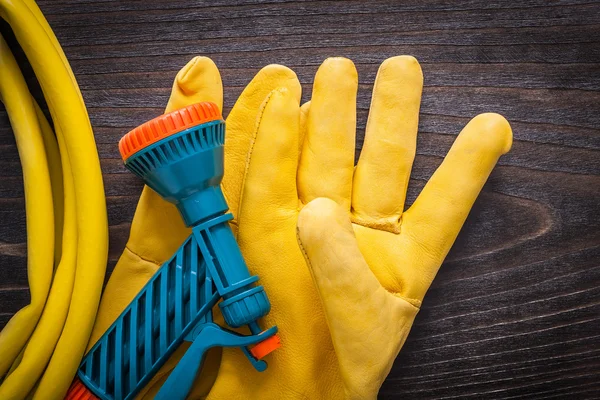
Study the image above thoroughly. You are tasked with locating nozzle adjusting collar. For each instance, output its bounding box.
[119,102,222,161]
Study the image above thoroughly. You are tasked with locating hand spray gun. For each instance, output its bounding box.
[66,102,280,400]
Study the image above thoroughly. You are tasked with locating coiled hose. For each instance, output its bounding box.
[0,0,108,398]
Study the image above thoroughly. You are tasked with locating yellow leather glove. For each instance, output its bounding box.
[205,56,513,399]
[88,56,301,398]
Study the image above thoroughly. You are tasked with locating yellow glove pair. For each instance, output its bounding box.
[92,56,512,399]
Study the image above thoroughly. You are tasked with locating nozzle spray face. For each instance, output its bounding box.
[119,102,227,226]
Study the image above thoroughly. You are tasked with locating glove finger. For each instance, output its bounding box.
[352,56,423,230]
[297,197,419,398]
[400,113,512,300]
[165,56,223,112]
[223,65,301,222]
[238,88,300,227]
[297,58,357,210]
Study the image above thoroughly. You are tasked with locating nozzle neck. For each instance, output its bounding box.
[177,186,228,227]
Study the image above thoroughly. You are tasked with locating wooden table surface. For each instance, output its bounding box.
[1,1,599,398]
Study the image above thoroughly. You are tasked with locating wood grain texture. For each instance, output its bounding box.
[1,0,599,398]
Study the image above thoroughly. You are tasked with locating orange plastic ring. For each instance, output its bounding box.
[118,102,222,161]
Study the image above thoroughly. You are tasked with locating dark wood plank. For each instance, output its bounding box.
[1,1,599,398]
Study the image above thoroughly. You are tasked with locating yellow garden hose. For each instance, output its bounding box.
[0,0,108,398]
[0,35,55,382]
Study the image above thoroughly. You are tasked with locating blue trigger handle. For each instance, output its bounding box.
[155,324,278,400]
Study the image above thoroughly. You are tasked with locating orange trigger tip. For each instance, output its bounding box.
[250,334,281,360]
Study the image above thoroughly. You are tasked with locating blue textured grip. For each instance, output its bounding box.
[77,214,271,400]
[78,217,217,399]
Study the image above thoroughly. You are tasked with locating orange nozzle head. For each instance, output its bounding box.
[250,334,281,360]
[65,378,99,400]
[118,102,222,161]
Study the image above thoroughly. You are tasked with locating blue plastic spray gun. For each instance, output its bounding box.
[66,102,280,400]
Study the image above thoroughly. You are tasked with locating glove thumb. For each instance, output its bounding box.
[297,198,419,399]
